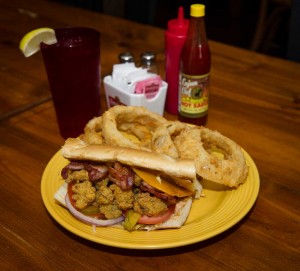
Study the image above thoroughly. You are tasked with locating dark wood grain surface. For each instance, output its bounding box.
[1,0,299,270]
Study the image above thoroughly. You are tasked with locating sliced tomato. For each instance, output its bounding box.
[137,205,175,225]
[67,182,77,208]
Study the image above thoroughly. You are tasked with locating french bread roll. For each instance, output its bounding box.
[62,138,197,180]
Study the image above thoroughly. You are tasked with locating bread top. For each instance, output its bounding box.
[62,138,196,180]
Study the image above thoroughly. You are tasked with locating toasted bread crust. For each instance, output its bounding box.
[62,138,196,180]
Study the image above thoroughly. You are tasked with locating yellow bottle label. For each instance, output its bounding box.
[179,73,210,117]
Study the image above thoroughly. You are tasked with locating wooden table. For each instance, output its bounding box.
[1,0,299,270]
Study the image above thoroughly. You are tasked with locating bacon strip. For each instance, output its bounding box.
[61,161,108,182]
[140,181,176,205]
[108,162,134,190]
[85,164,108,181]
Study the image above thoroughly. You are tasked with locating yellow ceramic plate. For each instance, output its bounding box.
[41,149,259,249]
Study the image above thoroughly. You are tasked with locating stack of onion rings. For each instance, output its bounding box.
[79,106,248,187]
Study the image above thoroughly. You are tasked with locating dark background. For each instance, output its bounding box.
[52,0,299,62]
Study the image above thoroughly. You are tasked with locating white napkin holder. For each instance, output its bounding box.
[104,75,167,116]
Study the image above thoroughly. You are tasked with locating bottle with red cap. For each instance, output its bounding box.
[165,7,189,114]
[178,4,211,126]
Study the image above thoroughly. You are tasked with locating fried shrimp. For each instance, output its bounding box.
[110,184,134,210]
[72,181,96,209]
[133,192,168,217]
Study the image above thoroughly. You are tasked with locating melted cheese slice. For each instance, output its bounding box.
[132,168,194,197]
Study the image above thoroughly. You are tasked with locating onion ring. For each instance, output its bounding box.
[79,106,249,187]
[173,126,203,160]
[174,126,248,187]
[198,127,248,187]
[151,125,179,159]
[80,116,104,144]
[101,106,167,150]
[65,194,124,226]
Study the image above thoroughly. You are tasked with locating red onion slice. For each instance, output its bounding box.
[65,195,124,226]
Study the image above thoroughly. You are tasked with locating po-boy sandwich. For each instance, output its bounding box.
[55,138,202,231]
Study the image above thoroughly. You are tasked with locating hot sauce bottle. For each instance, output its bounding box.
[178,4,211,126]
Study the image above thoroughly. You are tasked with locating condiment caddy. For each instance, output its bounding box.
[104,62,167,115]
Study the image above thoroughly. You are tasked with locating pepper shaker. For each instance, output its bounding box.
[119,52,135,63]
[140,51,158,74]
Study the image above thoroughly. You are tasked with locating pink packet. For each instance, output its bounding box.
[134,75,163,99]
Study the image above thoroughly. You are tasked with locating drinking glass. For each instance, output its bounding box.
[41,27,101,138]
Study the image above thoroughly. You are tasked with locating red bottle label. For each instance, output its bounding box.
[179,73,210,117]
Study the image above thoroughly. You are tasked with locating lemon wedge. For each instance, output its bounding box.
[19,28,57,57]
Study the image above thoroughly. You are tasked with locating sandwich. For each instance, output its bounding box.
[54,138,202,231]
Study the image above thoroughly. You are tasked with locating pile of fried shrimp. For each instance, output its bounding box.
[79,106,248,187]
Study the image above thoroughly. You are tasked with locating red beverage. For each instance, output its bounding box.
[41,27,101,138]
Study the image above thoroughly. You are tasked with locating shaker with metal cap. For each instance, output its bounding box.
[119,52,135,63]
[140,51,158,74]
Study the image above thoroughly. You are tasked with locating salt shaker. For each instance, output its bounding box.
[119,52,135,63]
[140,51,158,74]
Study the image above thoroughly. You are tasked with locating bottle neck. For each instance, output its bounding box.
[180,14,211,75]
[186,16,208,44]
